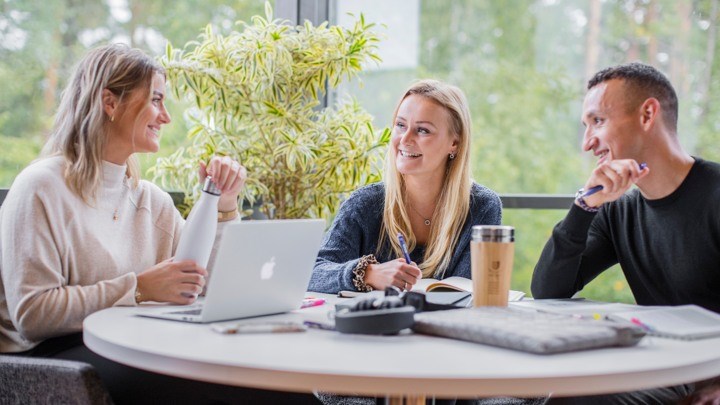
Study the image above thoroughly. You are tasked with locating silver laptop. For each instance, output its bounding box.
[138,219,325,323]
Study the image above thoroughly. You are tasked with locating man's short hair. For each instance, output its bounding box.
[588,62,678,131]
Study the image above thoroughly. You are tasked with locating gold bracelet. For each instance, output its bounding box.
[217,208,239,222]
[134,286,143,304]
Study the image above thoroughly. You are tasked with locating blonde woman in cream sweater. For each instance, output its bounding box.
[0,44,320,404]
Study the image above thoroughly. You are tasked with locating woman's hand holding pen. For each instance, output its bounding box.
[365,259,421,291]
[137,258,208,304]
[581,159,649,208]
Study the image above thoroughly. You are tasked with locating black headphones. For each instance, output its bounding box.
[334,288,460,335]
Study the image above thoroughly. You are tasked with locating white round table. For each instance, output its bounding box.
[83,295,720,398]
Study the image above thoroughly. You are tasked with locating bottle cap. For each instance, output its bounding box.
[472,225,514,243]
[203,176,221,196]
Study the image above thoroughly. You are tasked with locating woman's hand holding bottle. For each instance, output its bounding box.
[136,259,208,304]
[141,156,246,305]
[199,156,247,212]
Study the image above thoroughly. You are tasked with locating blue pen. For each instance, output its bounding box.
[582,162,648,198]
[397,233,412,264]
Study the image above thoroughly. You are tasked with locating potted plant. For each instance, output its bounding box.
[151,3,389,219]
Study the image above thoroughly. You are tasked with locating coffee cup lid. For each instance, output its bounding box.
[472,225,514,242]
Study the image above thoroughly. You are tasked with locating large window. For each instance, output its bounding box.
[3,0,719,302]
[330,0,720,194]
[327,0,720,301]
[0,0,265,185]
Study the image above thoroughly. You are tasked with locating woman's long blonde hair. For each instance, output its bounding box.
[41,43,164,202]
[379,79,472,278]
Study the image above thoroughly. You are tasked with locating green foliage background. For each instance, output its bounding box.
[3,0,720,304]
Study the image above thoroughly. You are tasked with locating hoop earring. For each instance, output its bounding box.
[448,152,456,160]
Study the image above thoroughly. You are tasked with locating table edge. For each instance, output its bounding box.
[84,328,719,397]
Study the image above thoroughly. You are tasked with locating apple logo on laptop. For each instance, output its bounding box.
[260,257,276,280]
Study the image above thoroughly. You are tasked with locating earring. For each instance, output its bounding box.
[449,152,456,160]
[110,115,115,122]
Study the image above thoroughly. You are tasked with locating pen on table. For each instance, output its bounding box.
[397,233,412,264]
[211,322,307,334]
[301,297,326,309]
[337,290,363,298]
[629,317,654,332]
[582,162,648,198]
[303,320,336,331]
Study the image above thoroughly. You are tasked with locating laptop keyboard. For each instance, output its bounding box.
[413,306,646,354]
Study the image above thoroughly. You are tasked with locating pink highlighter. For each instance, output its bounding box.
[301,297,326,309]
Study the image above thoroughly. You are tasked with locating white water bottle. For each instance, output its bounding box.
[174,176,221,269]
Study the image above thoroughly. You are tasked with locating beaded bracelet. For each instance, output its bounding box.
[352,254,378,292]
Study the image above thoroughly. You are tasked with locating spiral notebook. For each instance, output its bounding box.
[607,305,720,340]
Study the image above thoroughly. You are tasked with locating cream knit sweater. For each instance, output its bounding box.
[0,156,230,352]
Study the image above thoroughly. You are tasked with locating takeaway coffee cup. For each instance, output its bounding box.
[470,225,515,307]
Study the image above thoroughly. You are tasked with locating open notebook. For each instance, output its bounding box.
[511,299,720,341]
[607,305,720,340]
[412,276,526,302]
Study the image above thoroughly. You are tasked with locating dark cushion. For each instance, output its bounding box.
[0,355,113,405]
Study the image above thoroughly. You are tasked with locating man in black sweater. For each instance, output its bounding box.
[532,63,720,404]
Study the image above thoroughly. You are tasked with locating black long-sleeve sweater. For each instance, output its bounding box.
[532,157,720,313]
